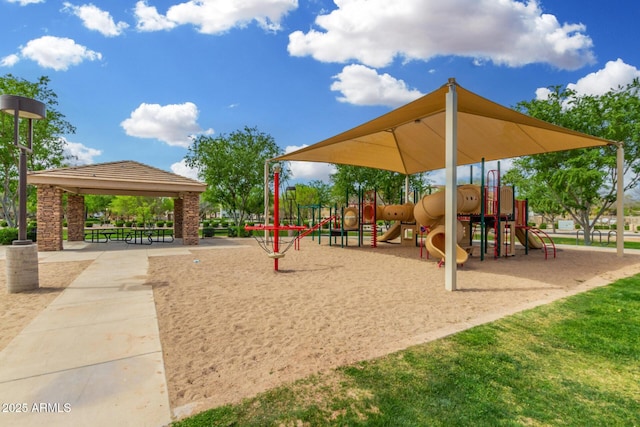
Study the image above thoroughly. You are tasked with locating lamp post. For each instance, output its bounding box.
[1,95,46,293]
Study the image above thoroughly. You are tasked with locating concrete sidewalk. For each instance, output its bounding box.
[0,245,175,426]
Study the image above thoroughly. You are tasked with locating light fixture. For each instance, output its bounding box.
[0,94,46,242]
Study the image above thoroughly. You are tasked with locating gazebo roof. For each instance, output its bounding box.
[28,160,206,197]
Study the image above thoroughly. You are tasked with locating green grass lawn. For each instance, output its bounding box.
[551,235,640,250]
[472,233,640,250]
[173,274,640,426]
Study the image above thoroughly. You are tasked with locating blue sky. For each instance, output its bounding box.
[2,0,639,185]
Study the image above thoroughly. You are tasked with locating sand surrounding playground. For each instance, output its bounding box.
[146,239,640,418]
[2,238,639,419]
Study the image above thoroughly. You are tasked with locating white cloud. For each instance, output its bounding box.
[62,2,129,37]
[536,59,640,100]
[567,58,640,96]
[288,0,595,70]
[121,102,214,147]
[331,64,423,107]
[6,0,44,5]
[134,1,177,31]
[283,145,336,182]
[161,0,297,34]
[61,138,103,165]
[171,159,201,181]
[535,87,553,100]
[0,54,20,67]
[19,36,102,71]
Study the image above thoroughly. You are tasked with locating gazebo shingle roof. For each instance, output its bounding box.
[28,160,206,197]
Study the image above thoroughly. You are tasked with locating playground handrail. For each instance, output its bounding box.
[296,215,337,240]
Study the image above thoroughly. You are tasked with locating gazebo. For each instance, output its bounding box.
[27,160,207,251]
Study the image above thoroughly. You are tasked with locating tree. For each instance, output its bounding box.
[109,196,139,221]
[109,196,173,225]
[0,74,75,226]
[503,168,565,232]
[284,181,334,223]
[330,165,429,205]
[84,195,114,221]
[505,80,640,244]
[184,126,283,227]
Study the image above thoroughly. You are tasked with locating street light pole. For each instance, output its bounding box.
[1,95,46,292]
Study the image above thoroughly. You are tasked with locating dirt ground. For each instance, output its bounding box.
[145,239,640,418]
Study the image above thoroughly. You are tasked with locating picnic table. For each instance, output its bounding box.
[124,229,174,245]
[84,228,127,243]
[84,228,174,244]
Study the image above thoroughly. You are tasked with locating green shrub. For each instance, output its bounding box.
[220,221,229,228]
[539,222,547,229]
[125,221,133,227]
[212,221,220,228]
[202,227,215,237]
[115,220,124,227]
[0,228,18,245]
[202,220,211,227]
[156,221,165,228]
[0,220,8,227]
[85,222,94,228]
[166,221,173,227]
[228,226,251,238]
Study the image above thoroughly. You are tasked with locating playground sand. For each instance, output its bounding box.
[0,260,92,351]
[147,240,640,417]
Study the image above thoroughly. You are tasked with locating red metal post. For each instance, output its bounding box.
[273,166,280,271]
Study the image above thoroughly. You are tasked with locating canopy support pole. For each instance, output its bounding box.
[616,142,624,257]
[445,78,458,291]
[405,175,410,203]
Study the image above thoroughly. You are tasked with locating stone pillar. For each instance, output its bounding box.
[182,192,200,245]
[36,185,63,251]
[67,194,85,241]
[174,197,183,239]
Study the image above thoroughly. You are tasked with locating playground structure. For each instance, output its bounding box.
[413,168,556,265]
[304,167,556,266]
[249,162,555,271]
[297,188,419,249]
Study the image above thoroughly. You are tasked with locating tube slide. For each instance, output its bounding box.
[425,225,470,265]
[413,186,480,264]
[378,221,402,242]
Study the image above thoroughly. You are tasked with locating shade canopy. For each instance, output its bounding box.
[275,80,613,174]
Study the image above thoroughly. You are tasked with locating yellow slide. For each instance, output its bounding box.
[378,221,402,242]
[425,225,469,265]
[515,228,543,249]
[414,185,480,265]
